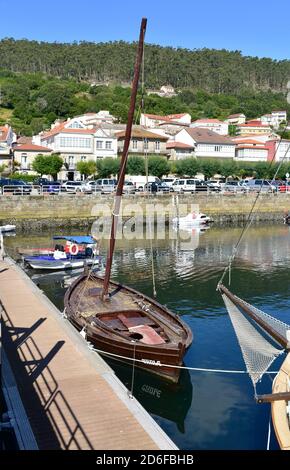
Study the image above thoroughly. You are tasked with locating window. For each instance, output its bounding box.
[59,137,91,148]
[132,139,138,149]
[96,140,103,149]
[21,153,27,169]
[105,141,112,150]
[155,141,160,151]
[67,121,83,129]
[68,156,74,168]
[81,156,86,161]
[214,145,222,152]
[144,139,149,150]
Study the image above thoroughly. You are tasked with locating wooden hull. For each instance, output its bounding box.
[271,354,290,450]
[65,274,193,383]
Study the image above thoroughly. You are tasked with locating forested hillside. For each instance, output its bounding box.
[0,39,289,136]
[1,38,290,93]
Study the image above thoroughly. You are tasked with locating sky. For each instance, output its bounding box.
[1,0,290,60]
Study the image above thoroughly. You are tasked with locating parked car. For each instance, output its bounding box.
[271,180,290,193]
[61,181,92,194]
[172,178,204,193]
[91,179,117,194]
[158,181,171,192]
[206,180,222,192]
[223,181,246,193]
[161,177,176,188]
[0,178,32,195]
[244,179,276,193]
[123,181,136,194]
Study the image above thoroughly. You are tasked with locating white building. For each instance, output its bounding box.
[233,139,269,162]
[166,142,194,160]
[13,144,53,173]
[190,119,229,136]
[237,120,272,135]
[225,113,246,125]
[175,128,235,159]
[147,84,178,98]
[77,111,117,126]
[33,117,117,180]
[265,139,290,163]
[0,124,16,168]
[261,110,287,129]
[140,113,191,129]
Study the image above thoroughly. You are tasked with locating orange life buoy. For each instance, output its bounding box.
[69,244,79,256]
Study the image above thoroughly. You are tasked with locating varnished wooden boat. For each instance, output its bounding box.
[271,354,290,450]
[65,274,192,383]
[64,19,193,383]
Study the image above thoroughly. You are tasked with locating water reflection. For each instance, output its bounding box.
[106,359,193,434]
[4,223,290,449]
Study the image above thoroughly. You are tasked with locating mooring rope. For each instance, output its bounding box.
[85,339,279,375]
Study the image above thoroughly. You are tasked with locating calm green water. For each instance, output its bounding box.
[4,224,290,450]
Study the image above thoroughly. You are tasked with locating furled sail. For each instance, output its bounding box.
[220,285,290,388]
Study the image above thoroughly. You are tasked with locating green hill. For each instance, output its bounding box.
[0,38,289,135]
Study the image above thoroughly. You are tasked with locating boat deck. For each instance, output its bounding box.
[0,258,177,450]
[272,353,290,450]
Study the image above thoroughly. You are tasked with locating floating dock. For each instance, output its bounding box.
[0,257,177,450]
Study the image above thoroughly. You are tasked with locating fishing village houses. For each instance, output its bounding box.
[1,108,290,180]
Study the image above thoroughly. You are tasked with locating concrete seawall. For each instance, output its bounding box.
[0,193,289,230]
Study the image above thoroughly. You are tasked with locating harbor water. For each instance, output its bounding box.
[4,223,290,450]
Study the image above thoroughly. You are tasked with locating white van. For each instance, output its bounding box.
[172,178,198,193]
[162,177,176,188]
[127,175,160,191]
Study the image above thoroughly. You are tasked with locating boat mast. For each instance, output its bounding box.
[101,18,147,300]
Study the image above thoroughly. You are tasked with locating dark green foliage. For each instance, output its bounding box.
[76,160,97,177]
[0,39,289,136]
[127,156,145,175]
[96,157,121,178]
[32,153,63,179]
[169,158,290,179]
[148,156,170,178]
[1,39,289,94]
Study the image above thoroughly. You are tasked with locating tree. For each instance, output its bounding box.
[0,164,7,175]
[76,160,97,178]
[96,157,120,178]
[127,156,145,175]
[148,156,170,179]
[32,153,63,180]
[175,158,200,177]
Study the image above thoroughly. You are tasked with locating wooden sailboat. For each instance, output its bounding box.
[64,18,193,383]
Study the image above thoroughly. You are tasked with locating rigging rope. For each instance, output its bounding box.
[217,127,290,288]
[221,293,287,386]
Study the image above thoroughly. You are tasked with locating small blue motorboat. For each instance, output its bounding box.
[24,235,101,271]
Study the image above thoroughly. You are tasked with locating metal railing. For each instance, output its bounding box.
[0,184,290,196]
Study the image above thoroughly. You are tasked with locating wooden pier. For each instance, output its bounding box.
[0,257,177,450]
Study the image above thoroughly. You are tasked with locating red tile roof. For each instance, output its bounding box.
[41,121,97,140]
[233,139,265,145]
[14,144,53,152]
[166,142,194,149]
[238,122,270,128]
[236,145,267,150]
